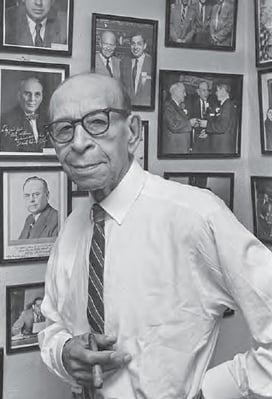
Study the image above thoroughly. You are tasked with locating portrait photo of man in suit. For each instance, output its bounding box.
[12,296,45,336]
[4,0,68,49]
[95,30,121,79]
[169,0,195,43]
[0,77,52,152]
[121,32,152,107]
[19,176,59,240]
[209,0,235,47]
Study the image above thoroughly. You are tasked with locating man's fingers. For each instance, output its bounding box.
[94,333,117,349]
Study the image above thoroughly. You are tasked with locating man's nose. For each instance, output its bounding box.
[35,0,44,6]
[71,124,97,153]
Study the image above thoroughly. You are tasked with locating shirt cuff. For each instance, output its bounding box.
[202,362,244,399]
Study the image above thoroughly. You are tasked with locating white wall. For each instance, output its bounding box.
[0,0,267,398]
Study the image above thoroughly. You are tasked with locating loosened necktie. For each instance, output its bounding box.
[106,58,113,77]
[35,23,43,47]
[132,58,138,92]
[87,204,105,334]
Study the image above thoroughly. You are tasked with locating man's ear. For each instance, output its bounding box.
[127,114,142,155]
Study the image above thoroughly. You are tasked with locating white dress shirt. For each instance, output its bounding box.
[132,54,145,93]
[39,160,272,399]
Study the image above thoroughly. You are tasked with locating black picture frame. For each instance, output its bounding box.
[165,0,238,51]
[254,0,272,67]
[6,282,45,354]
[164,172,234,210]
[91,13,158,111]
[0,347,3,399]
[251,176,272,244]
[0,0,74,56]
[158,69,243,159]
[0,166,72,264]
[0,59,69,160]
[258,68,272,154]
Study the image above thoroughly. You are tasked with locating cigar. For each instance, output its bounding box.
[88,333,103,389]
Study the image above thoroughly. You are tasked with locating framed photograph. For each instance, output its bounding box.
[251,176,272,244]
[165,0,238,51]
[254,0,272,67]
[164,172,234,210]
[91,13,158,110]
[258,68,272,153]
[158,69,243,159]
[1,0,73,56]
[0,60,69,159]
[0,347,3,399]
[6,283,45,354]
[0,166,71,264]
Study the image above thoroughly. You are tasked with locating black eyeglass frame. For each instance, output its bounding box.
[45,107,131,144]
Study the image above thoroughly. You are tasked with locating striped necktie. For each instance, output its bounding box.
[35,23,43,47]
[87,204,105,334]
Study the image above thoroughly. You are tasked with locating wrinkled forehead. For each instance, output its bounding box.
[50,75,123,121]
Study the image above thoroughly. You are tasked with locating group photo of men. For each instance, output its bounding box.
[92,15,157,108]
[166,0,237,49]
[158,70,242,157]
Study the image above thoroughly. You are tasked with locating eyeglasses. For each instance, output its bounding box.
[46,107,131,144]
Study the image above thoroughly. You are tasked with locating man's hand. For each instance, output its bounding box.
[62,333,131,388]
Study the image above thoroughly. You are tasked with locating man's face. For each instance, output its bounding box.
[215,86,225,101]
[23,0,53,22]
[100,32,116,59]
[197,82,209,101]
[50,76,138,198]
[18,79,43,114]
[23,180,48,215]
[173,83,186,103]
[131,35,146,58]
[267,109,272,121]
[33,300,42,316]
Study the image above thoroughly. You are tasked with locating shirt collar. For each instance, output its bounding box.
[27,15,47,35]
[89,160,147,225]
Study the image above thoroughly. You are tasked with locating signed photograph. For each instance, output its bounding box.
[164,172,234,209]
[0,60,69,159]
[165,0,238,51]
[6,283,45,354]
[158,69,243,158]
[251,176,272,244]
[91,13,158,110]
[258,68,272,153]
[0,166,70,263]
[1,0,73,56]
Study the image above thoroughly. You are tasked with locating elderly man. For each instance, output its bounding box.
[5,0,67,48]
[121,32,152,106]
[39,73,272,399]
[162,81,198,154]
[19,176,58,239]
[95,30,121,79]
[1,77,51,152]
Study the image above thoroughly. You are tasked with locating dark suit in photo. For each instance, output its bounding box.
[5,3,67,48]
[121,53,152,107]
[12,308,45,336]
[169,3,195,43]
[95,53,121,80]
[19,204,58,240]
[205,98,238,154]
[162,97,192,154]
[191,2,212,45]
[1,106,51,152]
[210,0,234,46]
